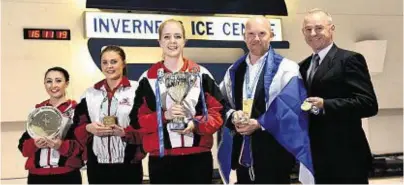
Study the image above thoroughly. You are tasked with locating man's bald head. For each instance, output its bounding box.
[245,16,272,33]
[244,16,273,57]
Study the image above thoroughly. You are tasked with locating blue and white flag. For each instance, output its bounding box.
[218,47,315,184]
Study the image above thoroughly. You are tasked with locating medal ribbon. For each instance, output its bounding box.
[193,72,208,124]
[239,51,269,181]
[156,70,165,157]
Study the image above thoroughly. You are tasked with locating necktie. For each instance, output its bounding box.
[308,54,320,84]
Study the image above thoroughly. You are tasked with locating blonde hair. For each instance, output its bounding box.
[158,19,186,40]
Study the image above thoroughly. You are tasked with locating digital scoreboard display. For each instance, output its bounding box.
[23,28,71,40]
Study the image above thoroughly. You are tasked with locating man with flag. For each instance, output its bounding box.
[218,16,315,184]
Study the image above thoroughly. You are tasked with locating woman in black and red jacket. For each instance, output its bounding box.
[130,19,226,184]
[72,45,145,184]
[18,67,83,184]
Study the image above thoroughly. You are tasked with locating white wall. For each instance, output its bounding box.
[366,109,403,154]
[1,0,103,122]
[1,0,402,179]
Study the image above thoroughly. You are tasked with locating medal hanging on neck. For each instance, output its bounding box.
[100,93,118,127]
[243,60,265,120]
[239,50,270,181]
[242,100,253,122]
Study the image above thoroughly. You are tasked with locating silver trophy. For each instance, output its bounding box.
[26,106,71,139]
[163,70,198,131]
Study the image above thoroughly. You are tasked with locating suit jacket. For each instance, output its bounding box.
[299,44,378,178]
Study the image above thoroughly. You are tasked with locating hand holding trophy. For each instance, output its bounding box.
[26,106,70,140]
[34,138,48,148]
[163,70,198,131]
[164,104,186,120]
[43,137,63,150]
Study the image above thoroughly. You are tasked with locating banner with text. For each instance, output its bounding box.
[85,12,283,41]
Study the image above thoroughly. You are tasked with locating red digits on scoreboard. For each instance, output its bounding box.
[29,30,40,38]
[56,31,68,39]
[41,30,54,39]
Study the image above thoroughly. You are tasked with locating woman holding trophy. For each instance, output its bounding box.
[130,19,226,184]
[72,45,145,184]
[18,67,83,184]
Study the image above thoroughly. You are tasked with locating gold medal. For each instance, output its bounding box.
[243,99,254,118]
[301,101,313,111]
[102,116,117,127]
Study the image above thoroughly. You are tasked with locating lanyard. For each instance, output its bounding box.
[156,69,165,157]
[244,56,266,99]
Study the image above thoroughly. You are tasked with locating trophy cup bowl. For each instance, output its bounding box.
[26,106,64,139]
[165,71,197,131]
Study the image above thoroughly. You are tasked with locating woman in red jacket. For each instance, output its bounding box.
[18,67,83,184]
[130,19,226,184]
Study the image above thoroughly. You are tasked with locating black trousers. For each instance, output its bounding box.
[27,170,82,184]
[86,162,143,184]
[149,151,213,184]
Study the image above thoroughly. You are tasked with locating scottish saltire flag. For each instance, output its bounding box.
[218,47,315,184]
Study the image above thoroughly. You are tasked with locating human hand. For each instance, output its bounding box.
[232,110,249,126]
[44,137,62,150]
[178,120,195,135]
[306,97,324,109]
[235,119,261,135]
[164,104,186,120]
[86,122,113,137]
[34,137,48,148]
[110,124,126,137]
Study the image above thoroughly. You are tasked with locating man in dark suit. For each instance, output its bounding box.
[299,8,379,184]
